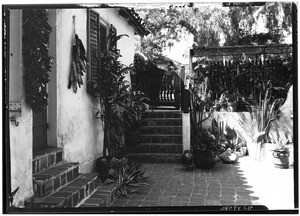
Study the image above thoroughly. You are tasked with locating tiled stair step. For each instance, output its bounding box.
[33,162,79,197]
[143,111,182,119]
[141,118,182,127]
[78,182,118,207]
[33,173,98,208]
[140,126,182,135]
[141,134,182,144]
[127,153,182,164]
[138,143,183,154]
[33,148,63,174]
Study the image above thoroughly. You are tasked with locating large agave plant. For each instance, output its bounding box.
[105,160,150,197]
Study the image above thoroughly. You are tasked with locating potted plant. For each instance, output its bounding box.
[227,92,239,112]
[189,75,217,169]
[273,145,290,169]
[219,125,242,163]
[270,131,292,169]
[215,92,228,111]
[94,30,137,182]
[191,129,219,169]
[125,90,148,149]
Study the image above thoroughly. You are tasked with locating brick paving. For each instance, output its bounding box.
[110,156,294,209]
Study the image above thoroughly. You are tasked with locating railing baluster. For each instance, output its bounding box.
[137,69,183,109]
[162,76,167,102]
[167,75,171,102]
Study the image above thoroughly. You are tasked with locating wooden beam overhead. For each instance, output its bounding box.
[191,44,293,57]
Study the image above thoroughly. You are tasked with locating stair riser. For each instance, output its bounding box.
[141,126,182,135]
[79,184,118,207]
[141,136,182,144]
[34,174,98,208]
[143,112,182,119]
[60,178,97,208]
[33,150,63,174]
[138,144,183,154]
[128,154,182,164]
[141,119,182,127]
[34,166,79,197]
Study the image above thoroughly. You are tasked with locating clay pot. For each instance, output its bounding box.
[182,150,193,166]
[273,150,290,169]
[194,151,217,169]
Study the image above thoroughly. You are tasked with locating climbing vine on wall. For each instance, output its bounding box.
[23,9,53,113]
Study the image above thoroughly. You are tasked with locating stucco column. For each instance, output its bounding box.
[182,113,190,152]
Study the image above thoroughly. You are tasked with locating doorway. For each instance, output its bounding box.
[33,108,48,152]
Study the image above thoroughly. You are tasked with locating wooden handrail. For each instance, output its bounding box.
[137,70,182,109]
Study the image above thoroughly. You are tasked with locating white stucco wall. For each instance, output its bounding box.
[9,102,33,207]
[56,9,136,173]
[9,10,33,207]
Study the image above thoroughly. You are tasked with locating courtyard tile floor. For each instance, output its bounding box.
[110,156,294,210]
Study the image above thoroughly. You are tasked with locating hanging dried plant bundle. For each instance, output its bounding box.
[68,16,87,93]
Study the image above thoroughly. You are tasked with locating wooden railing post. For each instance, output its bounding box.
[174,72,180,109]
[180,66,185,112]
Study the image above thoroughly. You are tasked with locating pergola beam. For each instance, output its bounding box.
[190,44,293,57]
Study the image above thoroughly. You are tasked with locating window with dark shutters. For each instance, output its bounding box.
[87,9,100,93]
[99,23,107,78]
[87,9,117,95]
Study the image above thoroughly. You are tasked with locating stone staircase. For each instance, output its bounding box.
[127,110,183,163]
[32,148,116,208]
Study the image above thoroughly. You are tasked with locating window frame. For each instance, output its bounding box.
[86,9,109,94]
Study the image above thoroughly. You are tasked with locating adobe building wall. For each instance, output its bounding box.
[9,9,34,207]
[55,8,136,173]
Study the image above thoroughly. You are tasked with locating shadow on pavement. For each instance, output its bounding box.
[110,159,263,208]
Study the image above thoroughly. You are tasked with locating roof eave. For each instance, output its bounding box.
[119,8,150,37]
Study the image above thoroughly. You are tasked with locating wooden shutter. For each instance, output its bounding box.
[87,9,100,93]
[110,24,117,50]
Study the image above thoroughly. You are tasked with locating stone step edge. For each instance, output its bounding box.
[33,173,98,208]
[144,110,182,112]
[140,125,182,128]
[77,182,118,208]
[142,118,182,121]
[33,147,63,159]
[33,162,79,178]
[127,153,182,156]
[127,153,182,164]
[141,134,182,137]
[138,143,183,146]
[33,162,80,197]
[136,144,183,154]
[33,161,65,175]
[33,172,95,203]
[33,148,64,175]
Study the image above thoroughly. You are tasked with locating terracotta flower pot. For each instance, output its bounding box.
[182,150,193,166]
[194,151,217,169]
[96,157,128,182]
[227,102,237,112]
[273,150,290,169]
